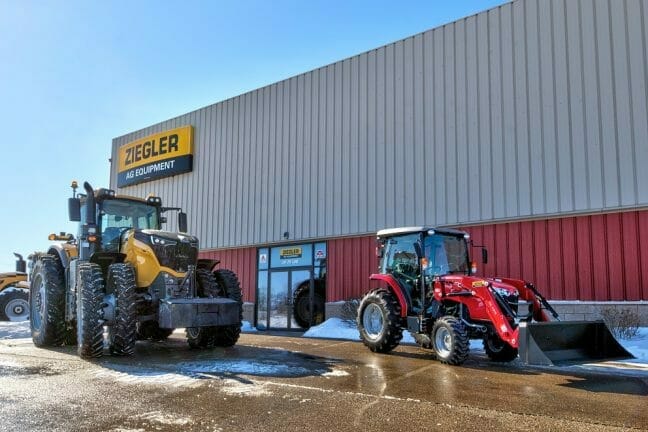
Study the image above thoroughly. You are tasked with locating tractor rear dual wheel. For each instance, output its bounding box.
[76,263,105,359]
[137,321,174,341]
[186,269,243,349]
[186,269,220,349]
[107,263,138,356]
[357,289,403,353]
[30,255,67,346]
[212,269,242,347]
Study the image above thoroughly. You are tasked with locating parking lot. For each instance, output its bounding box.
[1,325,647,432]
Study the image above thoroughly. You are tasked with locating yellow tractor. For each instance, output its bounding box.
[29,181,242,358]
[0,253,30,321]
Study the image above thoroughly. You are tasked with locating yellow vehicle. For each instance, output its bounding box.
[0,253,29,321]
[30,181,242,359]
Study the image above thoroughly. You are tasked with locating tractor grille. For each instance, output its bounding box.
[151,241,198,273]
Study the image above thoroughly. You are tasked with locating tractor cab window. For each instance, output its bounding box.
[99,200,159,252]
[382,234,420,284]
[423,234,469,276]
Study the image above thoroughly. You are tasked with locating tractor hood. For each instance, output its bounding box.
[136,229,199,247]
[129,229,199,273]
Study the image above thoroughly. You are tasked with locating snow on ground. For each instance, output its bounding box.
[0,320,30,339]
[1,319,647,367]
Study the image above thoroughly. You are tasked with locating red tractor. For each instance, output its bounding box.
[357,227,632,366]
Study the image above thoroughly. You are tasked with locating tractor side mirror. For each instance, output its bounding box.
[178,212,188,233]
[68,198,81,222]
[481,248,488,264]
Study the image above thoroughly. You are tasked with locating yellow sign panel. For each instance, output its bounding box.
[279,247,302,259]
[117,125,194,187]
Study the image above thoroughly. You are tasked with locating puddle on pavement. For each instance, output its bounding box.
[93,348,348,388]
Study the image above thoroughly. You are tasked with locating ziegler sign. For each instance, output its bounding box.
[116,125,194,187]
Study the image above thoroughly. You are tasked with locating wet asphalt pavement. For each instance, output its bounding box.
[0,332,647,432]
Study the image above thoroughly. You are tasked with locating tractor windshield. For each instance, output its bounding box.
[99,199,159,252]
[423,234,469,276]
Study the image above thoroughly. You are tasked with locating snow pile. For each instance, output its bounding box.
[302,318,360,340]
[620,327,648,361]
[241,321,257,332]
[0,321,30,339]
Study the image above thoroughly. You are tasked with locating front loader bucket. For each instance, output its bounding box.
[518,320,634,366]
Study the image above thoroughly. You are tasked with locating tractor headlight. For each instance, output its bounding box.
[150,235,177,246]
[492,286,518,299]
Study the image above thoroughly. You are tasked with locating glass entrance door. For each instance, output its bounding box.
[269,271,289,329]
[264,269,312,330]
[256,242,327,330]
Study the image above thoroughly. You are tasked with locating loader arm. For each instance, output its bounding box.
[470,285,520,348]
[486,277,554,322]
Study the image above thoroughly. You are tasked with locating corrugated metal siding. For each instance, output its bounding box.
[111,0,648,251]
[464,210,648,301]
[323,210,648,302]
[199,247,257,302]
[327,236,379,302]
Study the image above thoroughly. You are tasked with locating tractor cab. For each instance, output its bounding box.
[377,227,478,311]
[96,198,160,252]
[68,181,187,261]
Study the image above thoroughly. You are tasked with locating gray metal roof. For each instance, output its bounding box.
[376,227,469,238]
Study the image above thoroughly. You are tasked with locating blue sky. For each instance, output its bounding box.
[0,0,506,272]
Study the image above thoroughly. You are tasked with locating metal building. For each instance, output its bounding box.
[111,0,648,329]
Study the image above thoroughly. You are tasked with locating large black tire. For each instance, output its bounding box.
[357,289,403,353]
[431,316,470,365]
[483,332,518,362]
[212,269,242,347]
[186,269,221,349]
[292,281,325,329]
[137,321,175,341]
[29,255,66,346]
[107,263,137,356]
[76,263,105,359]
[0,288,29,321]
[185,326,215,349]
[49,254,76,346]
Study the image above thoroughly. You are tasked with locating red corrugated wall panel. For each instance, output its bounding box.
[640,211,648,299]
[464,210,648,301]
[199,247,257,302]
[200,210,648,303]
[327,236,379,302]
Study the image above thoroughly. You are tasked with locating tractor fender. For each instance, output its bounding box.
[197,258,221,271]
[47,245,71,269]
[369,274,408,317]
